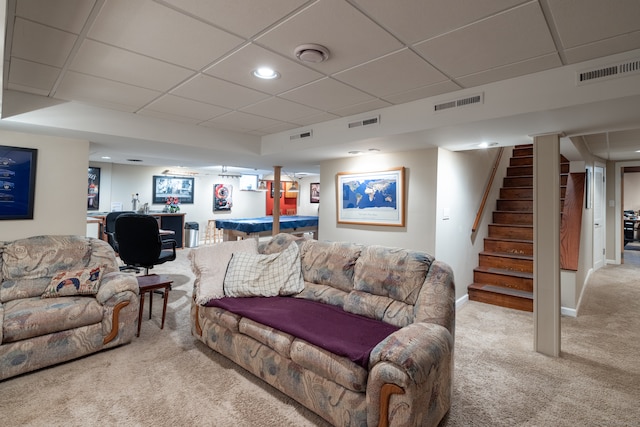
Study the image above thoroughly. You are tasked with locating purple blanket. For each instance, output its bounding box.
[206,296,399,368]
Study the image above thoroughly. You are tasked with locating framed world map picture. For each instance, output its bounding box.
[336,167,405,227]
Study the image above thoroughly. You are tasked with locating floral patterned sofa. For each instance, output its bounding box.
[191,234,455,427]
[0,235,139,381]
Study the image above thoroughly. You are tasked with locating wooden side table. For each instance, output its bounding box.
[136,274,173,337]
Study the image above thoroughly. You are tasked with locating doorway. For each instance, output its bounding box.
[593,165,605,270]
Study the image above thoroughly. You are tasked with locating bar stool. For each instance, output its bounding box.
[204,220,223,245]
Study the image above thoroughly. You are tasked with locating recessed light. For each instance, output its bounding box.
[478,142,498,148]
[101,156,111,160]
[127,159,143,162]
[348,150,362,155]
[368,148,380,152]
[252,67,280,80]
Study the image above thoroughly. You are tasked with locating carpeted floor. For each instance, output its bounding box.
[1,247,639,426]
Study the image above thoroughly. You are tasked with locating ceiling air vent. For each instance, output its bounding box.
[290,130,313,141]
[434,93,483,112]
[348,115,380,129]
[577,58,640,85]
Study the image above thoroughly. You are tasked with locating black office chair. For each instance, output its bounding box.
[104,211,139,272]
[115,213,177,275]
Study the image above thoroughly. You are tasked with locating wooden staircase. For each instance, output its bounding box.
[468,144,569,311]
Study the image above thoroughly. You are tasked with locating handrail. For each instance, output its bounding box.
[472,147,504,233]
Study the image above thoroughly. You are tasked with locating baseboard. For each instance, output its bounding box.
[456,294,469,310]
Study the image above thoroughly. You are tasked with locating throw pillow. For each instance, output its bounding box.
[190,238,258,304]
[223,242,304,297]
[42,266,103,298]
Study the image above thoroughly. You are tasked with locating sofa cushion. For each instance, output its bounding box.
[290,338,368,393]
[1,236,118,303]
[207,296,398,368]
[41,265,103,298]
[258,233,307,255]
[299,240,363,292]
[223,243,304,297]
[239,317,294,358]
[3,296,103,343]
[190,239,257,304]
[343,290,414,328]
[353,246,434,305]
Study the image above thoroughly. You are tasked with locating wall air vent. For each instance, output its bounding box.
[577,58,640,85]
[348,115,380,129]
[290,130,313,141]
[434,93,483,112]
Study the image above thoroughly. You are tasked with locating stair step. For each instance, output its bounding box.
[500,187,533,199]
[504,174,567,187]
[493,211,533,225]
[484,237,533,255]
[468,283,533,312]
[497,199,533,212]
[473,266,533,292]
[512,146,533,157]
[509,156,533,167]
[488,224,533,240]
[479,251,533,272]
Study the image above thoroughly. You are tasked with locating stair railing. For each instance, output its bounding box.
[472,147,504,233]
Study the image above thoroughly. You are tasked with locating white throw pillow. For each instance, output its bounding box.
[223,242,304,297]
[190,239,258,304]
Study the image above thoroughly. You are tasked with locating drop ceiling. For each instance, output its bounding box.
[2,0,640,172]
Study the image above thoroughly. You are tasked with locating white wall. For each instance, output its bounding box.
[0,129,88,240]
[435,146,511,302]
[623,172,640,211]
[318,148,438,252]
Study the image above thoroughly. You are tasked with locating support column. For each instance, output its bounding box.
[273,166,281,235]
[533,134,561,357]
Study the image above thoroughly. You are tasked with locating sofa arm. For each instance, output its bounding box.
[367,322,453,427]
[96,271,139,305]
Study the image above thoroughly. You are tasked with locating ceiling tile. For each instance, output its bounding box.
[456,53,561,88]
[16,0,96,33]
[163,0,308,38]
[11,18,77,68]
[382,81,461,105]
[280,78,375,112]
[254,122,300,134]
[8,58,60,95]
[563,32,640,64]
[141,94,230,121]
[333,49,449,98]
[70,40,194,91]
[291,111,341,126]
[87,0,244,70]
[202,111,283,132]
[171,74,270,109]
[414,2,556,78]
[136,110,203,125]
[351,0,527,44]
[204,43,323,94]
[240,97,323,122]
[55,71,161,112]
[256,0,403,74]
[330,99,391,117]
[547,0,640,49]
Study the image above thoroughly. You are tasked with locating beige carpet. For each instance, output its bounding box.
[1,249,639,426]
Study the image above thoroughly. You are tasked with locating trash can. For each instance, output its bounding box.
[184,222,199,248]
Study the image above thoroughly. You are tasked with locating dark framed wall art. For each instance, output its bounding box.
[88,167,100,211]
[310,182,320,203]
[152,175,194,204]
[0,145,38,220]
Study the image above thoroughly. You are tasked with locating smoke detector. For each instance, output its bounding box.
[294,44,330,63]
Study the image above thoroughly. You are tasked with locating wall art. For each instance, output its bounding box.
[336,167,405,226]
[0,145,37,220]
